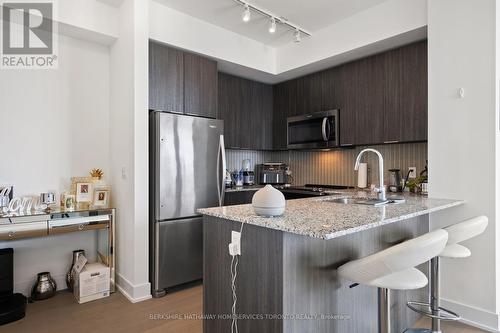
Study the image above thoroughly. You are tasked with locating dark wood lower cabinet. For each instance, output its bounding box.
[224,190,257,206]
[203,214,429,333]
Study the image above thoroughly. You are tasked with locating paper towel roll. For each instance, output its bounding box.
[357,163,368,188]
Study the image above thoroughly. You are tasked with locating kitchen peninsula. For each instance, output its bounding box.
[199,190,463,333]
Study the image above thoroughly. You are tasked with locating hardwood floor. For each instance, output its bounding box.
[413,317,488,333]
[2,285,203,333]
[1,284,487,333]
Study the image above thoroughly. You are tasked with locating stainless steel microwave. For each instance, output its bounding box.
[287,110,339,149]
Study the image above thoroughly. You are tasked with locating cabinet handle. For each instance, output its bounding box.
[340,143,354,147]
[383,140,399,144]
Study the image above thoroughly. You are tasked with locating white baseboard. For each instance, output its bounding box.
[441,298,499,332]
[116,273,151,303]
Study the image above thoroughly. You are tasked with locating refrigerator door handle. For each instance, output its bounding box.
[217,135,226,207]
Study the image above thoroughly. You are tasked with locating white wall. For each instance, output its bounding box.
[148,0,427,84]
[149,0,276,75]
[428,0,499,330]
[276,0,427,73]
[109,0,150,302]
[0,34,110,294]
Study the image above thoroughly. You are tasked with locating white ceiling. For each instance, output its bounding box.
[155,0,391,47]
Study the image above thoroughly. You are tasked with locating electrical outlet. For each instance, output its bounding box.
[229,231,241,255]
[408,167,417,179]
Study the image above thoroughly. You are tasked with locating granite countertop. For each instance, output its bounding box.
[198,190,464,240]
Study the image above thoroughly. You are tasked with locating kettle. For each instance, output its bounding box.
[388,169,402,192]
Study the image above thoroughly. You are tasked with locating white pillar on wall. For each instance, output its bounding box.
[109,0,150,302]
[428,0,499,330]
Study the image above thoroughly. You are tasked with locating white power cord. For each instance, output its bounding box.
[229,221,245,333]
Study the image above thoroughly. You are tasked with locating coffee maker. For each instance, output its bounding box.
[388,169,402,192]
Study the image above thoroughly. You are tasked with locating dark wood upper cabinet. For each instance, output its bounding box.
[295,72,322,116]
[218,73,273,150]
[150,40,427,150]
[384,41,428,143]
[149,41,218,118]
[183,52,218,118]
[149,42,184,112]
[273,80,297,150]
[272,40,427,149]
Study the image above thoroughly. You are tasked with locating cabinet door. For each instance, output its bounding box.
[334,54,385,146]
[218,73,241,148]
[384,41,427,143]
[260,83,274,149]
[149,42,184,112]
[184,53,218,118]
[273,80,297,149]
[224,191,257,206]
[219,74,273,150]
[295,73,322,115]
[356,54,385,145]
[333,63,358,146]
[238,78,254,149]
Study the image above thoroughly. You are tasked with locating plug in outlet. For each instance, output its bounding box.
[229,231,241,256]
[408,167,417,179]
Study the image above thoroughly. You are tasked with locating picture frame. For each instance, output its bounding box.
[70,177,98,194]
[75,182,93,203]
[93,189,109,207]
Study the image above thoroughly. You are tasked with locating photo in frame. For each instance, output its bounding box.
[93,190,109,207]
[76,183,93,203]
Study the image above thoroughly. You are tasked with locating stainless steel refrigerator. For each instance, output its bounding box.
[149,111,225,297]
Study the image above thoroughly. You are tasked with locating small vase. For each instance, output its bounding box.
[31,272,57,301]
[66,249,85,291]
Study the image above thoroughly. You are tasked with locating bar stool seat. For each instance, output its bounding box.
[406,216,488,333]
[338,229,448,333]
[371,268,428,290]
[438,243,470,258]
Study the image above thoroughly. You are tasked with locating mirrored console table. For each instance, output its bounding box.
[0,207,115,292]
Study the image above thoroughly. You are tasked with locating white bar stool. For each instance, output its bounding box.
[406,216,488,333]
[338,229,449,333]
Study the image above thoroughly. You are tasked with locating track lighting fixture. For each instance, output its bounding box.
[234,1,311,42]
[294,29,301,43]
[242,4,251,22]
[269,17,276,34]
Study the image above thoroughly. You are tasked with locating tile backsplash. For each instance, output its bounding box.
[226,142,427,187]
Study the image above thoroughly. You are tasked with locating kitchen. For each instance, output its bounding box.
[0,1,498,333]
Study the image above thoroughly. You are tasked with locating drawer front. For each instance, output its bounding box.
[0,221,48,240]
[48,221,109,235]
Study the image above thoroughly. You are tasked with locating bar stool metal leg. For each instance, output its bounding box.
[430,257,441,333]
[378,288,391,333]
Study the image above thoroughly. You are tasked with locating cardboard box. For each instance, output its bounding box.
[74,262,110,304]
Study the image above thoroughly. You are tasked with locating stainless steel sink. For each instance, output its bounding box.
[326,197,404,206]
[329,198,359,204]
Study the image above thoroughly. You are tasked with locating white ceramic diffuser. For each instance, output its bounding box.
[252,185,285,217]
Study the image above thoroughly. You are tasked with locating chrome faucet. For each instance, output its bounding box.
[354,148,386,201]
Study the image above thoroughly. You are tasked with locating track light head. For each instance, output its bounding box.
[269,17,276,34]
[293,29,301,43]
[242,4,251,22]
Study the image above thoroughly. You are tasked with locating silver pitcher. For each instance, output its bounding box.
[31,272,57,301]
[66,249,85,291]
